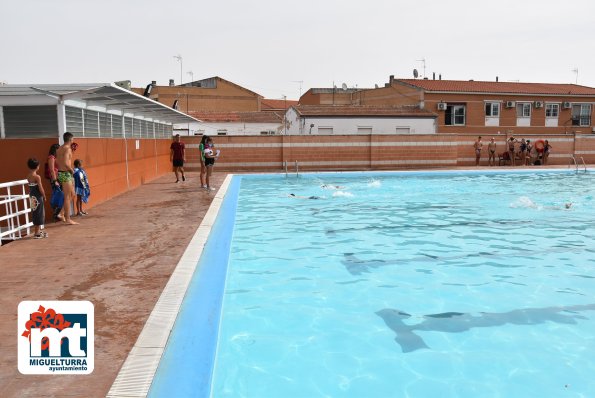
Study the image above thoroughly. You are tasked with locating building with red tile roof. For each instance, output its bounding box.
[348,76,595,135]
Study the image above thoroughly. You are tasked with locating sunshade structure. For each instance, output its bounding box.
[0,83,200,139]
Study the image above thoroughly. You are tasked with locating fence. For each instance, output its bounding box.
[0,179,32,245]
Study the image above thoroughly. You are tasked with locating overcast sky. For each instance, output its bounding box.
[1,0,594,100]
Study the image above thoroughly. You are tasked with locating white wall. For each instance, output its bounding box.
[176,121,282,136]
[285,109,436,135]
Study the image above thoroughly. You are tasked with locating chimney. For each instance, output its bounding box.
[169,79,175,87]
[496,76,499,82]
[439,74,442,80]
[151,80,157,86]
[389,75,394,84]
[433,72,436,80]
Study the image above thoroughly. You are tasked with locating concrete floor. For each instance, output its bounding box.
[0,172,226,398]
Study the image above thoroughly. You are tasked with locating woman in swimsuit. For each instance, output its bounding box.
[542,140,552,165]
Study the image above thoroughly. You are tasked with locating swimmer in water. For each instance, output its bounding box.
[289,193,321,200]
[320,184,345,190]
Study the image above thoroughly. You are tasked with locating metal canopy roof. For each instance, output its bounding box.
[0,83,199,124]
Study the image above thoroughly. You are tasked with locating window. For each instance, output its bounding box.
[65,106,84,134]
[84,110,99,137]
[395,127,411,134]
[318,127,333,134]
[516,103,531,118]
[485,102,500,117]
[357,126,372,134]
[572,104,591,126]
[217,129,228,135]
[545,104,559,118]
[445,105,465,125]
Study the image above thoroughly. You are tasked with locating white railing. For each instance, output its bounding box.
[0,179,33,245]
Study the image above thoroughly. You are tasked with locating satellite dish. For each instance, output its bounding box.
[342,83,348,91]
[413,69,419,78]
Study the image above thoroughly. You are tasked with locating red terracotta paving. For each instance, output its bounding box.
[0,172,226,398]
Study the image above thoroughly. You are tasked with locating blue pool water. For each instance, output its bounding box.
[209,171,595,397]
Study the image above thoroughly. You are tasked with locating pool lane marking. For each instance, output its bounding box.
[106,174,234,398]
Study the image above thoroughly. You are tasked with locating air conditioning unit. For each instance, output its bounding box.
[506,101,516,108]
[534,101,543,108]
[437,102,447,111]
[563,101,572,109]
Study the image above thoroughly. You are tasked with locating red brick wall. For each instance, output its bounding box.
[182,133,593,172]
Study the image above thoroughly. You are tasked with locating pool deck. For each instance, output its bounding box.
[0,172,227,398]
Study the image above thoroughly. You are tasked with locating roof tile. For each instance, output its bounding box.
[396,79,595,95]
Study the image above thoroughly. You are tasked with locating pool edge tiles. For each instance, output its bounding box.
[146,175,241,398]
[235,167,588,180]
[106,174,238,398]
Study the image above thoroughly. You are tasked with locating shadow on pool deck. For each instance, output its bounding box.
[0,172,226,398]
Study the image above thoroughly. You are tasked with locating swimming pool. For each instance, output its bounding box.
[152,170,595,397]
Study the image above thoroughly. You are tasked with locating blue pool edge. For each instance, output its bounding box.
[106,174,238,398]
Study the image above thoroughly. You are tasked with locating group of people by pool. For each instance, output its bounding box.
[25,132,90,240]
[170,134,220,190]
[474,136,552,167]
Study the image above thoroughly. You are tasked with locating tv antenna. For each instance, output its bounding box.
[292,80,304,97]
[341,83,348,91]
[413,69,419,79]
[187,70,194,83]
[416,57,426,78]
[572,67,579,84]
[173,54,183,85]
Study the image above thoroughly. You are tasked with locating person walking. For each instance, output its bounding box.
[170,134,186,183]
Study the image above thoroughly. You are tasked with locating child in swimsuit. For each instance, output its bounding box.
[74,159,90,216]
[26,158,48,239]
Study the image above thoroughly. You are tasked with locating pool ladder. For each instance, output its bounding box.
[568,156,587,173]
[284,161,299,177]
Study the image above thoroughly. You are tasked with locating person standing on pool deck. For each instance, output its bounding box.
[199,135,208,188]
[203,137,220,191]
[473,136,483,166]
[542,140,552,165]
[170,134,186,183]
[56,132,78,225]
[487,138,497,166]
[26,158,48,238]
[507,137,517,166]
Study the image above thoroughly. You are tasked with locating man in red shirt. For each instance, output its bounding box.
[170,134,186,183]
